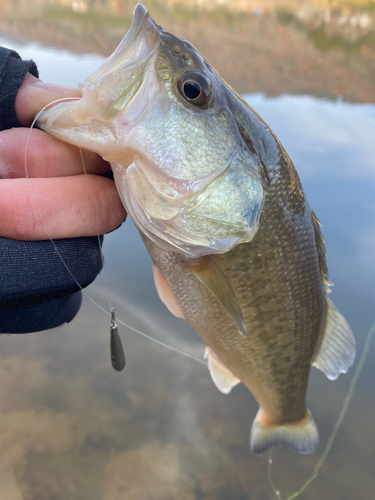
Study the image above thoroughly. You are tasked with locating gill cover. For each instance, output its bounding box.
[37,3,265,258]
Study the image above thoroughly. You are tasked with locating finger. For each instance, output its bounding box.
[0,128,109,179]
[15,73,82,127]
[0,176,126,240]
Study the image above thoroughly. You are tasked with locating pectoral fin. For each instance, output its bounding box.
[152,264,185,319]
[204,347,241,394]
[186,256,247,336]
[312,299,356,380]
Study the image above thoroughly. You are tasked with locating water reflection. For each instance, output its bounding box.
[0,17,375,500]
[0,0,375,102]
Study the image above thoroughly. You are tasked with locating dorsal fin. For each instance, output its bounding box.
[312,299,356,380]
[311,210,332,291]
[311,212,356,379]
[186,256,247,336]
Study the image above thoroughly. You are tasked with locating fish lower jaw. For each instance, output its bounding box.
[132,212,256,259]
[112,157,260,258]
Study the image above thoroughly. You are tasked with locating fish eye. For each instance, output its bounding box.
[177,72,211,107]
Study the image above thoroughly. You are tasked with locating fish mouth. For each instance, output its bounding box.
[36,4,265,259]
[73,4,160,122]
[37,4,161,130]
[83,4,159,87]
[129,3,162,46]
[126,3,151,45]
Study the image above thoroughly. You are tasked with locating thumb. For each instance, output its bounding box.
[15,72,82,127]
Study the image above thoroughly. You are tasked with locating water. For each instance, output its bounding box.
[1,13,375,500]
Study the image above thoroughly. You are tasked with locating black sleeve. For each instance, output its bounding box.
[0,47,104,333]
[0,47,39,130]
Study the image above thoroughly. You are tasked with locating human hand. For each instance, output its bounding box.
[0,72,126,240]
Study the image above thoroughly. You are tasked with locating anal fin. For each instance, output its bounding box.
[312,299,356,380]
[152,264,185,319]
[204,347,241,394]
[186,256,247,336]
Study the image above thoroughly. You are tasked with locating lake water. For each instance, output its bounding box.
[1,25,375,500]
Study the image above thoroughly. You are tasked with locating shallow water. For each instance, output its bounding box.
[1,27,375,500]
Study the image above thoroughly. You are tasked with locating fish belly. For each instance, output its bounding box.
[142,199,325,427]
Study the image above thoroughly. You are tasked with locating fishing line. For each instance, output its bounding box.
[76,297,206,365]
[25,102,207,368]
[116,315,207,365]
[76,137,112,309]
[283,318,375,500]
[75,134,125,370]
[267,450,283,500]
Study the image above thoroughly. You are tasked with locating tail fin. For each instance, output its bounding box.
[250,409,319,455]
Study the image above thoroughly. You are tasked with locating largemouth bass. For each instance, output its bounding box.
[37,4,356,454]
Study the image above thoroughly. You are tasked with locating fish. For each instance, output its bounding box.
[36,3,356,454]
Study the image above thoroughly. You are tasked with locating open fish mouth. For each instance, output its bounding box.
[38,4,160,133]
[83,3,154,85]
[37,3,265,258]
